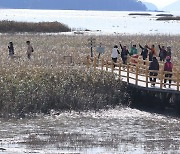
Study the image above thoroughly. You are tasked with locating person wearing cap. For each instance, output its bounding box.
[149,56,159,87]
[119,43,129,64]
[111,45,120,68]
[164,56,173,88]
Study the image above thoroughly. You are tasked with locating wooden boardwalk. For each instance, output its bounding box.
[86,56,180,94]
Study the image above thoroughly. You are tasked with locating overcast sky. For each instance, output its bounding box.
[141,0,177,9]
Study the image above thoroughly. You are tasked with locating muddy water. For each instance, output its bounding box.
[0,108,180,154]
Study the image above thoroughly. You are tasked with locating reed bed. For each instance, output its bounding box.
[0,33,180,118]
[156,16,180,21]
[0,21,70,33]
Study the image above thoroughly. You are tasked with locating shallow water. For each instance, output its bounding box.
[0,9,180,35]
[0,108,180,153]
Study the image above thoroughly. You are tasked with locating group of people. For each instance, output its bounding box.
[111,43,173,88]
[8,41,34,59]
[149,55,173,88]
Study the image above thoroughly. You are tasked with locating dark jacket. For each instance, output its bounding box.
[166,51,171,58]
[8,44,14,55]
[158,45,167,61]
[149,57,159,71]
[120,44,129,59]
[139,44,148,60]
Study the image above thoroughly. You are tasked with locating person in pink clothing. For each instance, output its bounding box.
[164,56,173,88]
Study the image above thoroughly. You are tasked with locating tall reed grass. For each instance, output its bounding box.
[0,34,180,118]
[0,66,129,118]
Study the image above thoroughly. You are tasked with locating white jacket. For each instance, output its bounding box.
[111,48,119,58]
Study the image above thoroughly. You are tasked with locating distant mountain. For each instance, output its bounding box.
[0,0,147,11]
[163,0,180,11]
[143,2,158,11]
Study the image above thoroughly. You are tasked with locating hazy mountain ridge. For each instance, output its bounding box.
[0,0,147,11]
[143,2,158,11]
[163,0,180,11]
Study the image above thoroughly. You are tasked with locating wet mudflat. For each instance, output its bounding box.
[0,108,180,154]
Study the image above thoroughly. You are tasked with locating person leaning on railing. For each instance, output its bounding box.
[149,56,159,87]
[164,56,173,88]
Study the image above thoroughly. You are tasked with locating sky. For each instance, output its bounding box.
[141,0,178,9]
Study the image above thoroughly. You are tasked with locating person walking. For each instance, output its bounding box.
[158,45,167,61]
[164,56,173,88]
[139,44,148,61]
[119,43,129,64]
[26,41,34,59]
[111,45,120,67]
[8,42,14,57]
[149,56,159,87]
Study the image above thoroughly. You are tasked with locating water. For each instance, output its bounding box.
[0,9,180,153]
[0,9,180,35]
[0,108,180,153]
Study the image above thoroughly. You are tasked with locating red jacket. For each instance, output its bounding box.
[164,62,173,72]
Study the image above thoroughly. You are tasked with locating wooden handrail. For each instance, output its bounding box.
[86,56,180,92]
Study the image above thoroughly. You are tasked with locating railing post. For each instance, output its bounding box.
[119,62,121,78]
[87,55,90,68]
[135,64,139,85]
[160,69,164,89]
[127,64,129,83]
[177,72,179,91]
[101,58,104,71]
[106,60,108,71]
[94,57,97,70]
[145,59,149,88]
[111,61,114,73]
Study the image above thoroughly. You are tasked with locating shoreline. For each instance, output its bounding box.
[0,9,180,35]
[1,31,180,36]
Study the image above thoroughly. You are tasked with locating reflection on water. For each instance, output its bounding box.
[0,108,180,153]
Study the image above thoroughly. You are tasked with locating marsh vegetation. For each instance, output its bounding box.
[0,34,180,118]
[0,21,70,33]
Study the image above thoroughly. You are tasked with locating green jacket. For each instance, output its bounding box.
[130,47,138,56]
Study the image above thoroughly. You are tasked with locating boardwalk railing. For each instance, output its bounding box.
[86,56,180,92]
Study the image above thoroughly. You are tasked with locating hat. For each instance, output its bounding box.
[153,56,157,60]
[166,56,171,60]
